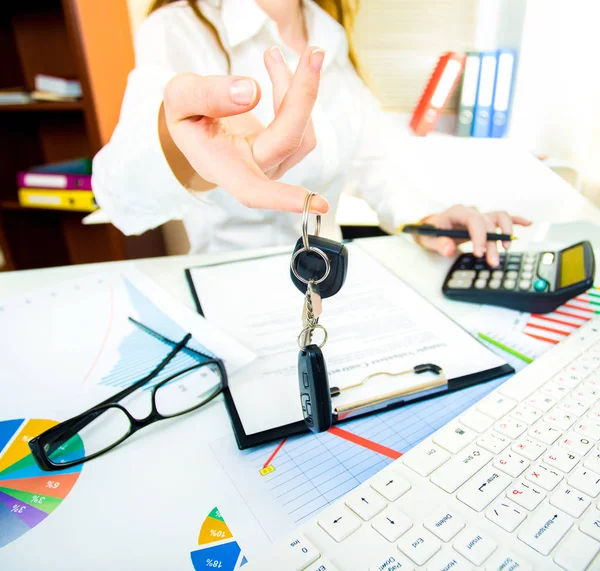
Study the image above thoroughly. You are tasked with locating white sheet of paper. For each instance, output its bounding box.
[188,244,507,435]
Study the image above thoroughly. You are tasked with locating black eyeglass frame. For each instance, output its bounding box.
[29,320,227,471]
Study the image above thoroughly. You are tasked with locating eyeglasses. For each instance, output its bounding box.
[28,319,226,471]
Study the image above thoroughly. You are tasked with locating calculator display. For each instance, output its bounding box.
[560,244,586,288]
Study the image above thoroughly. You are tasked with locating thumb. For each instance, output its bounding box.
[418,236,457,257]
[164,73,261,121]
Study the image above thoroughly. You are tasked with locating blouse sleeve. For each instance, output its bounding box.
[92,9,224,236]
[345,80,444,234]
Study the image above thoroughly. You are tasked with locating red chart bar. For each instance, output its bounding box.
[263,438,287,469]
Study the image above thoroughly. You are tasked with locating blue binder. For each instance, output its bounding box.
[490,49,517,138]
[472,52,498,137]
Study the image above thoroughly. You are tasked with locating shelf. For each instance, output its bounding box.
[0,101,84,112]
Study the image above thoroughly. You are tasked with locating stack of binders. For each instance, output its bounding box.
[17,158,97,212]
[456,49,517,138]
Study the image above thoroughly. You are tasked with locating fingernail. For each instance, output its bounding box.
[309,48,325,72]
[230,79,256,105]
[309,194,329,214]
[444,245,453,256]
[269,46,284,63]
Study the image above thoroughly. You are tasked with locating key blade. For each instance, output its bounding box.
[308,282,323,318]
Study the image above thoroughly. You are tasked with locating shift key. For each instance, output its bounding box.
[430,447,492,493]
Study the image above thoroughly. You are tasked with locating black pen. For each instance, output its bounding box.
[399,223,515,242]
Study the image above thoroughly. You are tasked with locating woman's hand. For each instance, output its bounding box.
[415,205,532,266]
[162,45,328,214]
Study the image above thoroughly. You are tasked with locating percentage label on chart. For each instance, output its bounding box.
[46,481,60,489]
[11,504,26,514]
[209,529,226,538]
[205,559,223,568]
[31,495,45,504]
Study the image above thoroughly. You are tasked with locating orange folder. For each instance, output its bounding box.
[410,52,467,136]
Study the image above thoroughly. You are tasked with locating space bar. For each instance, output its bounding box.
[430,447,492,493]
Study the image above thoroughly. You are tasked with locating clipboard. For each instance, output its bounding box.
[185,247,514,449]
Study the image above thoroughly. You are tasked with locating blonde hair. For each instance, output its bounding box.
[147,0,364,80]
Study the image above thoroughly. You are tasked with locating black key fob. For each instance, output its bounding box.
[291,235,348,298]
[298,345,332,433]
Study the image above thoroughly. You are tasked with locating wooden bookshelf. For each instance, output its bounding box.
[0,0,165,271]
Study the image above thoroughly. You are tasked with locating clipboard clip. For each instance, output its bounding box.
[329,363,447,417]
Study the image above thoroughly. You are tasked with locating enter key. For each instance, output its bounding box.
[457,469,512,512]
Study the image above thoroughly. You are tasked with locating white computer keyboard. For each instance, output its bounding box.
[246,320,600,571]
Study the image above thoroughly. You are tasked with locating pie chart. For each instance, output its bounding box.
[190,507,247,570]
[0,418,83,548]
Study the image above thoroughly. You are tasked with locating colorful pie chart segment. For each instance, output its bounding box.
[0,419,83,549]
[190,507,247,569]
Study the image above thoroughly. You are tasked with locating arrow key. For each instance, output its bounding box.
[369,469,411,502]
[317,505,361,542]
[345,486,387,521]
[371,506,412,542]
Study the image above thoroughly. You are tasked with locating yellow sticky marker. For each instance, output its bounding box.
[259,465,275,476]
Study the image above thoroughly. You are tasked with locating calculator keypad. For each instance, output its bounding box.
[448,252,545,293]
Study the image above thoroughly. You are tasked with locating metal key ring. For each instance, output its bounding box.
[291,246,331,285]
[297,324,328,350]
[302,192,321,250]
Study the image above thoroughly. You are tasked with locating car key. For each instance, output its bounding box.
[298,344,332,433]
[290,235,348,298]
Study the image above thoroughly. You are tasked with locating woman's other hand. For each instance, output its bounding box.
[163,45,327,214]
[415,205,532,266]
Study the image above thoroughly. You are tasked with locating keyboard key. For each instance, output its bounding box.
[553,529,600,571]
[396,524,441,566]
[579,507,600,541]
[527,421,561,445]
[433,423,476,454]
[495,417,527,439]
[317,505,361,542]
[573,385,600,407]
[477,431,510,454]
[430,447,492,494]
[453,527,497,565]
[545,411,577,431]
[540,381,570,400]
[370,470,411,502]
[277,534,320,570]
[368,552,414,571]
[553,371,583,389]
[485,551,533,571]
[584,451,600,473]
[477,395,517,420]
[543,448,580,473]
[403,443,450,477]
[506,481,546,510]
[304,558,340,571]
[485,498,527,532]
[371,506,412,543]
[460,409,494,433]
[559,398,589,418]
[512,404,542,425]
[525,463,563,491]
[493,451,529,478]
[526,393,556,412]
[574,418,600,440]
[423,507,465,542]
[550,484,591,518]
[559,432,594,456]
[426,550,472,571]
[568,467,600,497]
[345,487,387,521]
[517,503,573,555]
[511,437,546,461]
[457,468,511,512]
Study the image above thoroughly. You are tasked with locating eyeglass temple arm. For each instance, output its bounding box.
[40,333,192,456]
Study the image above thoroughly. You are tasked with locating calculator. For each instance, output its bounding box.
[442,241,595,313]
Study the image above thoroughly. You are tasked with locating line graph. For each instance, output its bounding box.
[212,374,509,537]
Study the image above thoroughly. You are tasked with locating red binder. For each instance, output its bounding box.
[410,52,467,136]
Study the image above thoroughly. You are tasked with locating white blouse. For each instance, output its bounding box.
[92,0,442,254]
